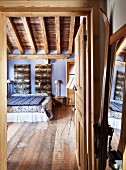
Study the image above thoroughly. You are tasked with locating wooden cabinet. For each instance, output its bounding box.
[66,60,75,105]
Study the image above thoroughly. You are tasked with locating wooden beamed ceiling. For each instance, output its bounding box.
[7,16,80,59]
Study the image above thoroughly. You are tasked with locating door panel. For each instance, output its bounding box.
[75,18,87,170]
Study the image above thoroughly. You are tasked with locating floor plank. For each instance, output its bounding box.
[7,105,78,170]
[7,123,23,142]
[8,123,38,170]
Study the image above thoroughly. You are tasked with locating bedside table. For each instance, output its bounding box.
[53,96,65,105]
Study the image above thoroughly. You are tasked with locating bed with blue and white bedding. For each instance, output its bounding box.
[7,93,53,122]
[108,100,122,130]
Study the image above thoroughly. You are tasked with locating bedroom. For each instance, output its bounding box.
[6,16,80,123]
[6,14,89,170]
[7,16,124,170]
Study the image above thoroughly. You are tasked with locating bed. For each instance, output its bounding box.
[7,93,53,122]
[108,100,122,130]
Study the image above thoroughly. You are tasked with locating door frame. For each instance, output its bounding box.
[0,6,95,170]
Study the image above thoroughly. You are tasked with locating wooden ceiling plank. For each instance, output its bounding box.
[7,17,24,54]
[8,54,70,60]
[68,16,75,54]
[21,17,36,54]
[116,36,126,56]
[39,17,49,54]
[55,17,60,54]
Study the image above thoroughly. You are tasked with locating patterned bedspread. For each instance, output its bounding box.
[8,96,45,106]
[109,100,122,119]
[7,93,53,119]
[109,101,122,113]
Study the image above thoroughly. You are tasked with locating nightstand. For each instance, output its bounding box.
[53,96,65,105]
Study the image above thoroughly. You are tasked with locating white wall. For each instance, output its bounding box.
[107,0,126,33]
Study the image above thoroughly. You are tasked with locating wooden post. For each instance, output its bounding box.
[0,12,7,170]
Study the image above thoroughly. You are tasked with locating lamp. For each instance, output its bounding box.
[7,79,11,84]
[7,79,11,98]
[54,80,60,96]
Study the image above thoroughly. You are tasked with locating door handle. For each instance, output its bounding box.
[73,85,77,91]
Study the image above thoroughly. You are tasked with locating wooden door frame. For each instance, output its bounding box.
[0,7,94,170]
[66,60,75,105]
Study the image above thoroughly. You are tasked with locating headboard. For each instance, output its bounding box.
[14,64,31,94]
[35,64,52,93]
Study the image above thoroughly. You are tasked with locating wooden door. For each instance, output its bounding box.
[75,18,87,170]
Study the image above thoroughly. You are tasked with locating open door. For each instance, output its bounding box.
[75,17,87,170]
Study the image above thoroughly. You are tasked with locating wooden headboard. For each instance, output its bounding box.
[14,64,31,94]
[35,64,52,93]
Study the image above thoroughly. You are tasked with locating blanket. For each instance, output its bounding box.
[7,96,45,106]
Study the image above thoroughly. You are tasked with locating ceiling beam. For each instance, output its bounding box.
[7,17,24,54]
[39,17,49,54]
[7,36,12,53]
[5,12,89,17]
[21,17,36,54]
[68,16,75,54]
[110,24,126,45]
[7,45,11,54]
[116,36,126,56]
[8,54,70,60]
[55,17,60,54]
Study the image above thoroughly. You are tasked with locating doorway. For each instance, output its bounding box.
[0,9,94,170]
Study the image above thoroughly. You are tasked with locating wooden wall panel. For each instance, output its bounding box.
[0,12,7,170]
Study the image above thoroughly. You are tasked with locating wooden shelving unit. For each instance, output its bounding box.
[66,60,75,105]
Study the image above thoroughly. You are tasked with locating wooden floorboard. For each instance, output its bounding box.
[7,105,120,170]
[7,105,78,170]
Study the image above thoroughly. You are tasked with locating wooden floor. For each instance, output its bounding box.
[7,105,78,170]
[7,105,121,170]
